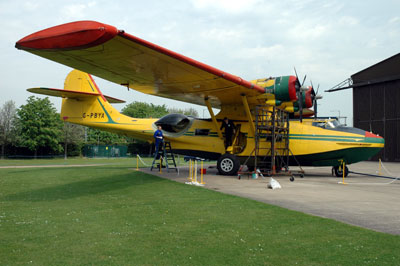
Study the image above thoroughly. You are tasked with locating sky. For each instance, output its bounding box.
[1,0,399,125]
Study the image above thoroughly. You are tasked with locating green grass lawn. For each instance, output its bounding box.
[0,157,141,167]
[0,156,205,168]
[0,162,399,265]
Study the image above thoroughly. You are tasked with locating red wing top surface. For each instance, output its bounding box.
[16,21,265,108]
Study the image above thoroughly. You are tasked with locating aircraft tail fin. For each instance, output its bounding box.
[28,69,125,125]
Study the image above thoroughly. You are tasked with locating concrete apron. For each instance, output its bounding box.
[142,161,400,235]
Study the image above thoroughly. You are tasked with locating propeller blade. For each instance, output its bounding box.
[301,75,307,86]
[293,67,302,92]
[298,90,303,122]
[314,100,318,118]
[294,67,299,79]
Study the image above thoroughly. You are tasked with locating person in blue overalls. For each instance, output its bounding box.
[154,125,164,159]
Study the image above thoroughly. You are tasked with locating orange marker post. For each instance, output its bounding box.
[200,160,205,184]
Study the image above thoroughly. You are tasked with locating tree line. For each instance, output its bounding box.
[0,97,198,159]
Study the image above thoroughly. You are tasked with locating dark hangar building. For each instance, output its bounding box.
[330,53,400,161]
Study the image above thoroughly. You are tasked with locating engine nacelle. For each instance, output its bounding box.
[154,113,192,134]
[294,86,313,108]
[253,75,298,102]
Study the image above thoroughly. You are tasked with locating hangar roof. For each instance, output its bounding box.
[351,53,400,84]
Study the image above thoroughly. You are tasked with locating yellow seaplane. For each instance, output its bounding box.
[16,21,384,177]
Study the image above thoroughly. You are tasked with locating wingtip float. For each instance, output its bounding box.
[16,21,119,51]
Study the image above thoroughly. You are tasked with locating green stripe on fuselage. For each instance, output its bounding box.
[289,134,384,144]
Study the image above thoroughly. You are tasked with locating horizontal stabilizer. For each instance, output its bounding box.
[27,87,125,103]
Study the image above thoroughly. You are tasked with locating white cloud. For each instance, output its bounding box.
[288,22,329,42]
[60,2,97,20]
[366,38,380,48]
[389,16,400,24]
[339,16,359,26]
[61,4,86,20]
[199,28,245,43]
[88,1,96,8]
[23,1,39,11]
[234,44,284,59]
[191,0,263,13]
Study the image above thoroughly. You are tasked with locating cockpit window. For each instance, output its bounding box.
[312,122,326,128]
[312,120,341,129]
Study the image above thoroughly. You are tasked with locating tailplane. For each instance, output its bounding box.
[28,69,156,142]
[28,69,125,125]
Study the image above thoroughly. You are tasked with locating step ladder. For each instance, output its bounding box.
[150,141,178,172]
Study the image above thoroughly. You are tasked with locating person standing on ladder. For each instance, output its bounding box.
[220,117,235,149]
[154,125,164,159]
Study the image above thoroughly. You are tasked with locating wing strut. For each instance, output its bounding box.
[204,97,223,139]
[241,94,255,137]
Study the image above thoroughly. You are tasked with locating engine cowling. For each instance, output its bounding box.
[154,113,192,133]
[294,86,313,108]
[262,75,299,102]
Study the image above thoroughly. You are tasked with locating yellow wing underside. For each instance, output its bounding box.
[24,34,263,108]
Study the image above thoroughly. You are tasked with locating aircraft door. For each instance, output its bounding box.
[231,124,247,154]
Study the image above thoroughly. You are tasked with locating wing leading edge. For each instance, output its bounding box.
[16,21,265,108]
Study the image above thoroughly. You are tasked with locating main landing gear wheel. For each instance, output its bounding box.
[333,165,349,177]
[217,154,240,176]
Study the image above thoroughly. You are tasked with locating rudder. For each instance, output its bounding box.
[60,70,120,125]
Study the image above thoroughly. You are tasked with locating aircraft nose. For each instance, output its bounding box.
[364,131,383,139]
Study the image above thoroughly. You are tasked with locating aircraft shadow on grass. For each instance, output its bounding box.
[3,168,163,202]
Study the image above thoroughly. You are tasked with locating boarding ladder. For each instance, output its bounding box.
[150,141,178,172]
[254,105,290,174]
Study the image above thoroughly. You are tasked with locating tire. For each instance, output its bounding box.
[217,154,241,175]
[333,165,349,177]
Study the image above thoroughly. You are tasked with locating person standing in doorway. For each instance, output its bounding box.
[220,117,235,149]
[154,125,164,159]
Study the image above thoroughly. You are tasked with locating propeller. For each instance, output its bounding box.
[294,67,307,122]
[310,81,322,118]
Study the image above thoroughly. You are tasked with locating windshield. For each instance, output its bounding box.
[312,120,341,129]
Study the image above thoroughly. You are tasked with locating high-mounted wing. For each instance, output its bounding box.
[16,21,272,108]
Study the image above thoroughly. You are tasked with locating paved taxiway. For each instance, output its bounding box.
[144,161,400,235]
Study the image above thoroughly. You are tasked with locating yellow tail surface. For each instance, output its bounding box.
[61,70,112,123]
[61,70,155,141]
